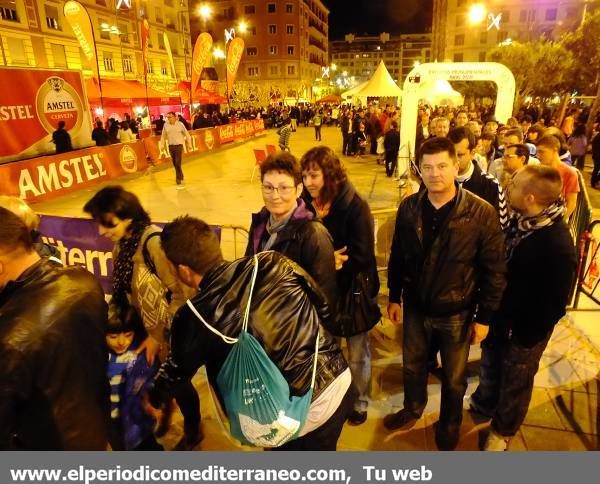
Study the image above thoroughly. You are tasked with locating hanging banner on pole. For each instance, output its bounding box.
[163,32,177,79]
[191,32,213,98]
[63,0,99,81]
[140,18,150,73]
[226,37,244,95]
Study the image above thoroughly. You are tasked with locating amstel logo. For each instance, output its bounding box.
[119,144,138,173]
[36,76,84,134]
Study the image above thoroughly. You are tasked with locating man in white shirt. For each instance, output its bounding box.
[160,112,192,187]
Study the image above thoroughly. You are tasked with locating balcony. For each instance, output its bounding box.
[308,19,326,36]
[309,37,326,52]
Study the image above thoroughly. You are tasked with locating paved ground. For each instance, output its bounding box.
[32,124,600,451]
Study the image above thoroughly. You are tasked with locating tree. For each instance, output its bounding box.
[560,9,600,137]
[486,38,575,113]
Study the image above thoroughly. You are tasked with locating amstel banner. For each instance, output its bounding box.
[0,68,93,163]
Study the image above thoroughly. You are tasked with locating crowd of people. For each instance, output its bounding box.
[2,94,596,452]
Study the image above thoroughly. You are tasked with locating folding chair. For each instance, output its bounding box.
[265,144,277,156]
[252,149,267,182]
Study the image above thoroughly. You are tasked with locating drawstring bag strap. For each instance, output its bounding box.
[186,255,260,344]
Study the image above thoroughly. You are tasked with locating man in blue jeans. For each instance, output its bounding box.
[385,137,506,450]
[469,165,577,450]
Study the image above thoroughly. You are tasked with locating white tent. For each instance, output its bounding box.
[418,79,464,107]
[341,81,368,99]
[354,61,403,98]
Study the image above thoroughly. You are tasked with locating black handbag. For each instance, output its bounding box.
[332,271,382,338]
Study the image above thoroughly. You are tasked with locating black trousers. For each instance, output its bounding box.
[168,144,184,183]
[176,380,202,436]
[272,383,356,451]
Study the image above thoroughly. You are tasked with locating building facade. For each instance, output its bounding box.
[0,0,191,92]
[329,33,432,86]
[190,0,329,103]
[434,0,591,62]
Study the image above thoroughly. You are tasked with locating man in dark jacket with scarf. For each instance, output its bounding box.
[470,165,577,451]
[148,216,353,450]
[0,208,109,450]
[384,137,506,450]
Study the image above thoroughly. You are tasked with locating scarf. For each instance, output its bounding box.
[112,221,149,309]
[262,207,296,251]
[504,198,565,260]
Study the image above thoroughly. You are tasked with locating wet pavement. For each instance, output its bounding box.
[32,124,600,451]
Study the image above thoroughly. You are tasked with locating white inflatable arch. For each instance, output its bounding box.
[399,62,516,169]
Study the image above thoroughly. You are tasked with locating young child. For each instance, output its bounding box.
[106,306,163,451]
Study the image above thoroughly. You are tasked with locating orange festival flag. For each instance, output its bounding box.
[226,37,245,95]
[191,33,214,97]
[63,1,99,80]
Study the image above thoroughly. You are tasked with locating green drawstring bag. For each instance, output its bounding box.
[186,255,319,447]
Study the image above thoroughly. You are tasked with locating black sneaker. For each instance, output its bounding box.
[434,422,460,451]
[173,427,204,451]
[383,409,420,431]
[347,410,367,426]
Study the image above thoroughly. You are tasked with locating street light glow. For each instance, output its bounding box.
[198,4,212,19]
[468,4,486,24]
[331,63,337,71]
[213,47,225,59]
[238,21,248,33]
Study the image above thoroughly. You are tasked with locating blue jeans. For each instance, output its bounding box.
[402,305,472,429]
[345,332,371,412]
[489,332,553,437]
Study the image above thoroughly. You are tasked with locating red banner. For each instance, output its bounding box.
[0,68,93,163]
[226,37,245,95]
[191,33,213,100]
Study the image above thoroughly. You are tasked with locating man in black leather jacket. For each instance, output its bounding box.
[0,208,109,450]
[148,216,353,450]
[383,137,506,450]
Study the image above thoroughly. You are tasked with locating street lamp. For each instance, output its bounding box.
[213,47,226,59]
[468,4,487,25]
[238,21,248,34]
[198,4,212,20]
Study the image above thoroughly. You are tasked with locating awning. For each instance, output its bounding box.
[316,94,341,104]
[176,81,228,105]
[85,79,181,107]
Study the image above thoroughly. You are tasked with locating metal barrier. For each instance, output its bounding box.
[218,225,250,261]
[568,170,594,244]
[573,219,600,308]
[372,208,398,273]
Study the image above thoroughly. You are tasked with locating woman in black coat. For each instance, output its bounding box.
[300,146,380,426]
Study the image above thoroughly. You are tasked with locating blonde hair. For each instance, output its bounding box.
[0,196,39,231]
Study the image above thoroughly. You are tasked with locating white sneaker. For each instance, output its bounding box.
[483,430,508,451]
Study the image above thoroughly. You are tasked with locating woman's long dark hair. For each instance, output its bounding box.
[300,146,347,204]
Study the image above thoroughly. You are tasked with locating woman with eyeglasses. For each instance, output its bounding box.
[300,146,380,427]
[245,151,337,311]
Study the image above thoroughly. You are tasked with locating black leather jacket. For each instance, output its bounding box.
[150,252,348,409]
[0,259,109,450]
[388,186,507,323]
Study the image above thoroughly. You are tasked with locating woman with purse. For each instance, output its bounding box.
[84,186,201,450]
[300,146,381,426]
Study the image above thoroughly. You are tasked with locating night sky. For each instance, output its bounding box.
[324,0,434,39]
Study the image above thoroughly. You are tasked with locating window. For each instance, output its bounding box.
[247,47,258,56]
[453,53,463,62]
[566,7,578,19]
[268,24,276,34]
[186,63,191,78]
[480,31,487,44]
[286,24,294,34]
[479,51,487,62]
[456,14,465,27]
[165,15,175,29]
[545,9,557,21]
[519,10,527,22]
[454,34,464,46]
[51,43,67,68]
[7,37,27,64]
[286,4,293,14]
[95,0,107,5]
[164,0,173,6]
[267,3,276,13]
[103,52,114,71]
[269,65,279,75]
[45,5,61,30]
[287,45,294,55]
[248,66,259,76]
[502,11,510,22]
[98,19,110,40]
[158,33,165,50]
[0,5,19,22]
[155,7,162,23]
[287,65,295,75]
[244,5,255,14]
[146,60,154,74]
[248,26,257,35]
[269,45,277,55]
[161,62,169,76]
[498,30,508,42]
[123,54,133,73]
[118,23,130,43]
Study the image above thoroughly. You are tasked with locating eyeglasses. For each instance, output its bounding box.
[261,184,296,196]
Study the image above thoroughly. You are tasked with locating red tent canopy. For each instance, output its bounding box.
[316,94,342,104]
[176,81,228,104]
[86,79,181,107]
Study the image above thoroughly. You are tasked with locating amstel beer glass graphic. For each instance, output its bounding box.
[36,76,84,134]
